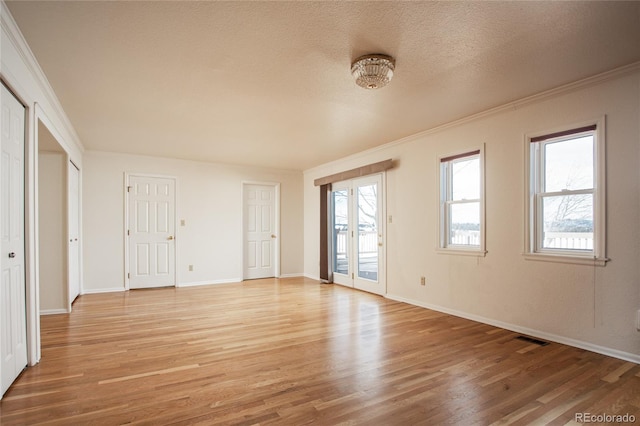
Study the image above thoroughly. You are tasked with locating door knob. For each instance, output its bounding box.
[167,236,174,240]
[8,252,16,258]
[271,234,276,238]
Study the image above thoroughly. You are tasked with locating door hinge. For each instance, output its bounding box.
[127,185,132,192]
[127,272,130,279]
[127,229,130,236]
[351,230,354,237]
[352,273,354,279]
[351,189,353,195]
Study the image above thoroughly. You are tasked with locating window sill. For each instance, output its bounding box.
[437,248,487,257]
[522,252,609,266]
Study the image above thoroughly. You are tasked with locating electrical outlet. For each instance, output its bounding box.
[388,215,393,224]
[420,276,426,286]
[180,219,186,226]
[188,264,193,272]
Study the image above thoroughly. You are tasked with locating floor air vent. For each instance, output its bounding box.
[516,335,549,346]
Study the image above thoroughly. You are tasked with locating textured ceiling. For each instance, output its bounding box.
[6,1,640,170]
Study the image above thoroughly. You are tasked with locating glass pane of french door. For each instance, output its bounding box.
[332,188,349,276]
[356,183,378,281]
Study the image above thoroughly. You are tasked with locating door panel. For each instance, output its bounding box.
[1,83,28,397]
[353,176,383,294]
[136,245,150,275]
[243,184,276,279]
[128,176,176,289]
[356,182,378,281]
[331,184,350,286]
[330,175,385,295]
[247,242,257,268]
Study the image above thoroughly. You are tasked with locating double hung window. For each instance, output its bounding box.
[526,121,606,264]
[439,148,485,254]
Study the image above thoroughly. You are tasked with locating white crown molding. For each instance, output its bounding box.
[304,61,640,176]
[86,149,302,175]
[1,1,84,154]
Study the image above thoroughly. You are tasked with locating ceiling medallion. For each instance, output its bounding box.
[351,54,395,90]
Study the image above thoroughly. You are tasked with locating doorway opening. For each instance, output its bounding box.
[37,120,81,314]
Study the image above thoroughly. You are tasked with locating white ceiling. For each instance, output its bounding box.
[6,1,640,171]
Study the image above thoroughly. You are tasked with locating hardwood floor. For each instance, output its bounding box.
[1,277,639,425]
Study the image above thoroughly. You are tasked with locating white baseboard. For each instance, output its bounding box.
[178,278,241,288]
[303,273,320,281]
[40,309,68,315]
[385,293,640,364]
[81,287,125,295]
[278,273,304,278]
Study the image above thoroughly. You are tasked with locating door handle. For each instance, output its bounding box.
[8,252,16,258]
[271,234,277,239]
[167,236,174,240]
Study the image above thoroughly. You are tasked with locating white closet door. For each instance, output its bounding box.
[68,161,80,304]
[1,83,28,397]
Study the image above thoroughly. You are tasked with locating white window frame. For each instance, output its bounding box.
[524,117,608,266]
[437,145,486,256]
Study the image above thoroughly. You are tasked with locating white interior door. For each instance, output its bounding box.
[243,184,276,279]
[68,161,80,305]
[331,174,385,295]
[1,83,28,397]
[127,176,176,289]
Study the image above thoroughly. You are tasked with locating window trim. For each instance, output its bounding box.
[437,145,486,256]
[523,117,608,266]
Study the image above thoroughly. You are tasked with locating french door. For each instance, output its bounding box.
[331,174,385,295]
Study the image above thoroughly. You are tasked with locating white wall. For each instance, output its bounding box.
[38,152,67,313]
[83,151,304,292]
[304,67,640,361]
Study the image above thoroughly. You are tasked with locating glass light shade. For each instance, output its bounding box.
[351,54,395,89]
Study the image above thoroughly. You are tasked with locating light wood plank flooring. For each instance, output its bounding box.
[1,277,639,425]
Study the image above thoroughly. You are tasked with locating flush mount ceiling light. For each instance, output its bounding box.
[351,54,395,90]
